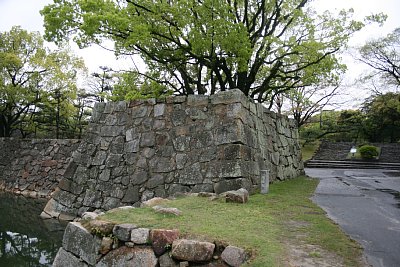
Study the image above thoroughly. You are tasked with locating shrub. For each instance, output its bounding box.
[358,145,379,159]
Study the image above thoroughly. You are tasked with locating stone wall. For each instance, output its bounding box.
[42,89,304,219]
[0,138,80,198]
[54,219,249,267]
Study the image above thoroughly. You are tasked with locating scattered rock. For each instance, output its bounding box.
[150,229,180,256]
[225,188,249,204]
[81,212,99,220]
[153,205,182,216]
[221,246,247,267]
[142,197,170,207]
[171,239,215,262]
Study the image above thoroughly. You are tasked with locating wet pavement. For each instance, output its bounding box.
[306,168,400,267]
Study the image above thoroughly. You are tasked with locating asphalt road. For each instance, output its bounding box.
[305,168,400,267]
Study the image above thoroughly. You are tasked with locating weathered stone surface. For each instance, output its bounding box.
[225,188,249,204]
[96,246,157,267]
[213,179,252,195]
[100,237,114,255]
[159,253,180,267]
[62,222,102,265]
[221,246,247,267]
[131,228,150,244]
[142,197,170,207]
[52,248,88,267]
[171,239,215,262]
[150,229,180,256]
[113,224,138,241]
[87,220,116,236]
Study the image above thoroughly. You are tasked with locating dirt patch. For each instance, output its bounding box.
[281,220,370,267]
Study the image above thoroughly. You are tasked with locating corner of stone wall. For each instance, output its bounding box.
[40,90,304,219]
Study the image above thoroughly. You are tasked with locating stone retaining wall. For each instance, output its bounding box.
[0,138,80,198]
[43,89,304,219]
[54,219,249,267]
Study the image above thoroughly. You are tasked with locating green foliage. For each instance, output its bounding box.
[358,145,379,159]
[110,71,172,101]
[0,26,87,138]
[361,92,400,142]
[40,0,382,105]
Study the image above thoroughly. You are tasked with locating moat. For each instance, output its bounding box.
[0,193,66,266]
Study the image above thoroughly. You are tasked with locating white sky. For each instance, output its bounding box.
[0,0,399,106]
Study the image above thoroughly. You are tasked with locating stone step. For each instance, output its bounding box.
[305,160,400,170]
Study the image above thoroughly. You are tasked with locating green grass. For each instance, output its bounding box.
[98,177,364,266]
[300,140,321,161]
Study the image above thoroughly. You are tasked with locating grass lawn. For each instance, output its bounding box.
[300,140,321,161]
[98,177,365,266]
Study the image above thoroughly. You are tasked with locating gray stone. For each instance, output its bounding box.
[113,224,138,241]
[96,246,157,267]
[103,197,121,210]
[221,246,247,267]
[225,188,249,204]
[62,222,101,265]
[130,169,148,185]
[141,132,155,147]
[92,151,107,165]
[153,206,182,216]
[176,162,203,185]
[159,252,180,267]
[147,174,165,188]
[122,185,140,203]
[99,169,111,182]
[141,190,155,202]
[131,228,150,244]
[171,239,215,262]
[214,178,252,195]
[154,103,166,117]
[52,248,88,267]
[125,140,140,153]
[106,154,123,168]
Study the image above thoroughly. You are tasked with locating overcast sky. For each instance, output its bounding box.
[0,0,399,106]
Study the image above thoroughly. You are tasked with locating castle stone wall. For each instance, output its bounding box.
[39,90,303,219]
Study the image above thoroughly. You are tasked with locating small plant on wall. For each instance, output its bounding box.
[358,145,379,159]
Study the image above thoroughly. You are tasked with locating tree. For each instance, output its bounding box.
[86,66,116,102]
[357,28,400,87]
[0,26,85,137]
[362,92,400,142]
[280,82,342,128]
[41,0,382,106]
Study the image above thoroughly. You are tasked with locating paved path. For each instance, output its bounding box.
[305,168,400,267]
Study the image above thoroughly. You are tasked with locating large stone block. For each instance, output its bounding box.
[62,222,102,265]
[96,246,157,267]
[214,178,252,194]
[52,248,88,267]
[150,229,180,256]
[171,239,215,262]
[221,245,247,267]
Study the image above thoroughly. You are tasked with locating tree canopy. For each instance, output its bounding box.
[0,26,86,137]
[41,0,382,105]
[358,28,400,88]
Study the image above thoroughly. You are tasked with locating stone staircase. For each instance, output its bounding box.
[305,141,400,170]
